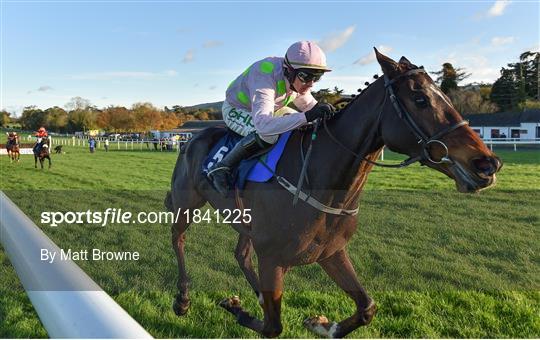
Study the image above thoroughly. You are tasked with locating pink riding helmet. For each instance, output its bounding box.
[285,41,332,72]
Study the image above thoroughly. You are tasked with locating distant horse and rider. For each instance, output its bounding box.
[5,132,20,163]
[33,127,52,169]
[166,49,502,338]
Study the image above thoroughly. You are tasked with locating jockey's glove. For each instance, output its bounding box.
[305,103,336,122]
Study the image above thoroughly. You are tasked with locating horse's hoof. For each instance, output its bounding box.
[173,297,190,316]
[304,315,339,338]
[219,295,241,310]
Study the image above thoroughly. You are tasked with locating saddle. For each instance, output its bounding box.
[203,130,292,190]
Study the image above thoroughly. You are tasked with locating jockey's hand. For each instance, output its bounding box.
[305,103,336,122]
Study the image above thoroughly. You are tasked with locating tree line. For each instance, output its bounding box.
[2,97,221,133]
[434,50,539,113]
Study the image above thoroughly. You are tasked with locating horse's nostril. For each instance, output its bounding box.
[493,156,503,171]
[472,157,497,176]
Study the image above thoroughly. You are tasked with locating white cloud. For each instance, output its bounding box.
[491,36,515,46]
[27,85,54,94]
[353,45,393,65]
[487,0,511,17]
[182,49,195,63]
[37,85,53,92]
[70,70,177,80]
[209,85,217,90]
[317,25,356,53]
[164,70,178,76]
[203,40,223,48]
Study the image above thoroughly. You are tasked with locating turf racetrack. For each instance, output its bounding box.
[1,144,538,338]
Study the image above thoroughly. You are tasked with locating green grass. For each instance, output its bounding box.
[0,145,539,338]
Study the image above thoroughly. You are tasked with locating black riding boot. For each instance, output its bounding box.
[207,133,272,196]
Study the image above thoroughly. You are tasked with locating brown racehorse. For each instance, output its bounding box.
[165,49,502,338]
[34,137,51,169]
[6,136,20,163]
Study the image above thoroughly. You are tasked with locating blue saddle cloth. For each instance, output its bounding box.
[203,131,292,190]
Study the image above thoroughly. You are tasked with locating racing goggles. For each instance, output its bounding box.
[296,70,324,84]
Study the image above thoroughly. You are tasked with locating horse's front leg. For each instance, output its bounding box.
[34,155,38,168]
[220,257,286,338]
[304,249,377,338]
[47,156,51,168]
[233,234,262,303]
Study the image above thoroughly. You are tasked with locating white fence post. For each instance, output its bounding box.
[0,192,152,339]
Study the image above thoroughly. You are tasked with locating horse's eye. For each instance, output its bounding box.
[414,95,428,108]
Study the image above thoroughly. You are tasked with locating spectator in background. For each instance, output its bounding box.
[89,137,96,153]
[500,133,507,139]
[104,138,109,152]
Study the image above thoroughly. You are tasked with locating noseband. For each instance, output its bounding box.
[325,68,468,167]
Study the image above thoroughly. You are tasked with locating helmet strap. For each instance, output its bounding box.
[283,58,298,92]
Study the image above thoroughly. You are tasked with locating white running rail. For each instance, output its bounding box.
[0,191,152,338]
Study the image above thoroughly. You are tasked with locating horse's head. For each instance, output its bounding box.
[374,49,502,193]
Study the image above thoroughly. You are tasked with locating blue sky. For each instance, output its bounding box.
[2,0,539,115]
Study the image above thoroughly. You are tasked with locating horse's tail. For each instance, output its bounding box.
[164,190,173,212]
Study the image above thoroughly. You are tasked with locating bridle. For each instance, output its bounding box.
[324,68,468,168]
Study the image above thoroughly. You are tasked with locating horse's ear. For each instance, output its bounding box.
[399,56,418,69]
[374,47,399,78]
[399,56,412,67]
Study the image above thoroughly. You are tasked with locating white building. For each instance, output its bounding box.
[464,109,540,140]
[150,120,225,141]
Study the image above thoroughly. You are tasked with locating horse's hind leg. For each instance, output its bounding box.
[167,189,206,316]
[234,234,262,303]
[304,249,377,338]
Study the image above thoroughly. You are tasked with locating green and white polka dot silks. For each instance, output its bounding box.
[224,56,317,140]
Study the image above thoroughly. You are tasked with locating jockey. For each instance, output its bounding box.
[207,41,336,196]
[7,132,18,146]
[33,127,48,153]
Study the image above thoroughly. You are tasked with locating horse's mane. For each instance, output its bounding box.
[338,76,381,112]
[337,58,421,113]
